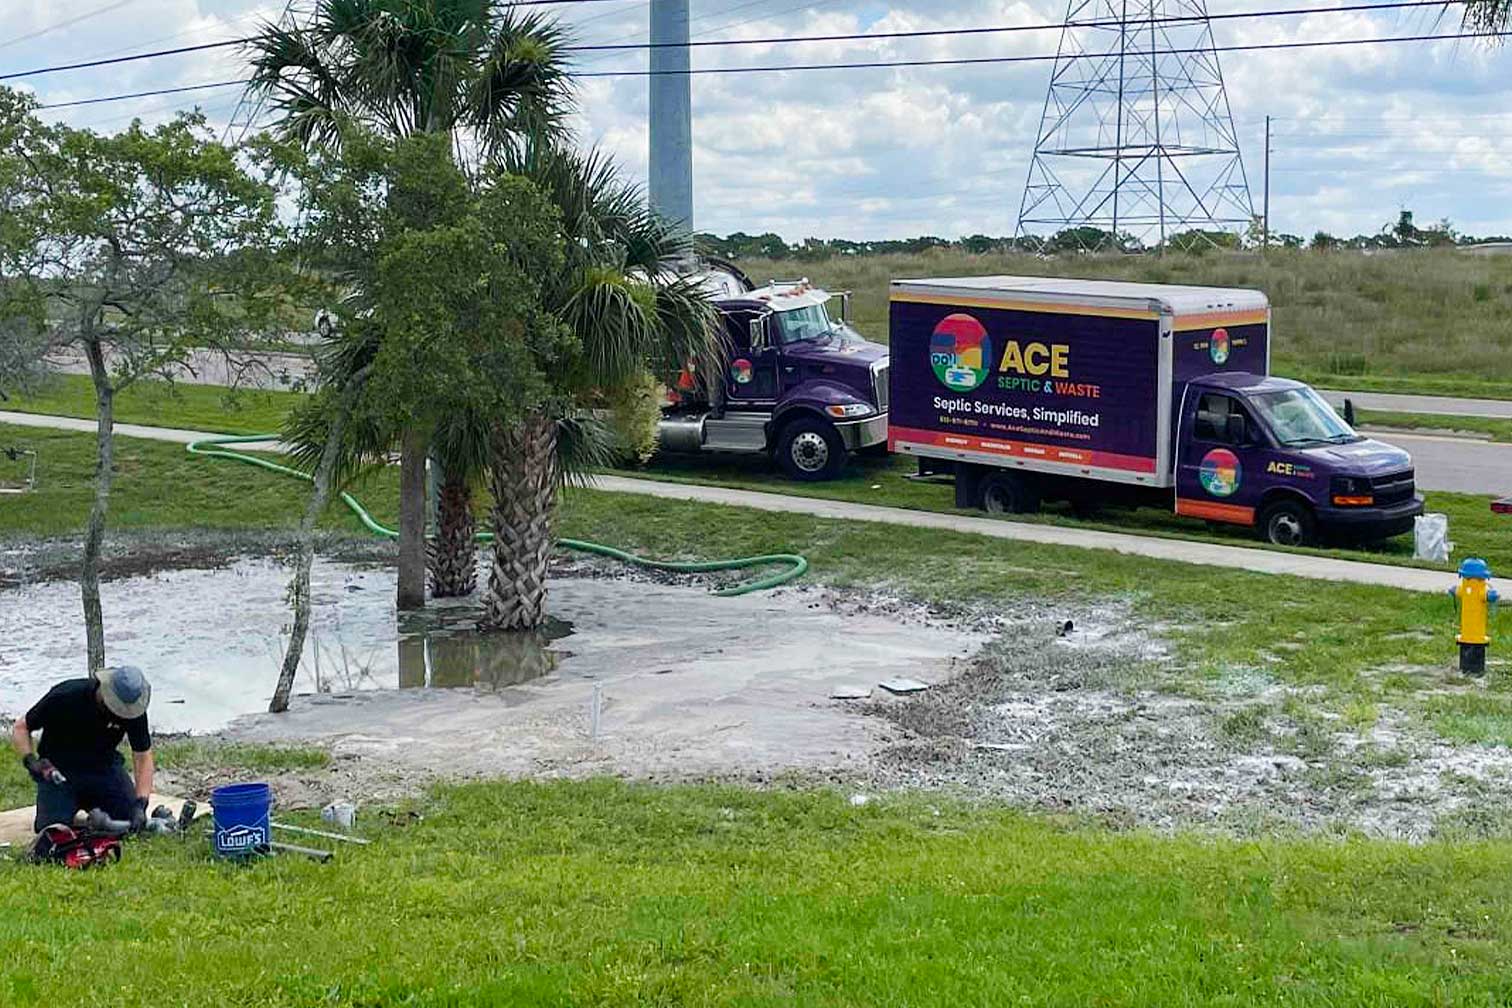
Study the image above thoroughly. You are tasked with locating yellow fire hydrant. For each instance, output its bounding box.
[1448,558,1499,675]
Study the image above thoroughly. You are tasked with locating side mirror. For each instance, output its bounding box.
[839,292,852,324]
[1342,398,1356,427]
[1226,414,1248,445]
[750,317,768,350]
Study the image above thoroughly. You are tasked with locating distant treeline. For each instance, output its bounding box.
[699,212,1512,261]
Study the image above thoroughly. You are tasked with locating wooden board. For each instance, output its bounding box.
[0,793,207,847]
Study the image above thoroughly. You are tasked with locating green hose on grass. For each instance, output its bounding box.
[185,434,807,597]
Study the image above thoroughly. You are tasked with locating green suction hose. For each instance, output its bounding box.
[186,434,807,597]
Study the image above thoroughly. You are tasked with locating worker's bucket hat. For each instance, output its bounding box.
[96,665,151,720]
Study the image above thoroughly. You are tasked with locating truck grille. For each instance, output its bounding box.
[1371,469,1415,506]
[873,358,890,413]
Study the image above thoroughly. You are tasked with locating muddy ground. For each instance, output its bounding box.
[6,532,1512,840]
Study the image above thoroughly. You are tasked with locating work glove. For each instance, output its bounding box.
[21,754,64,786]
[129,796,149,834]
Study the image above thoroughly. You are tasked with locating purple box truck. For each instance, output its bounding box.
[657,266,890,481]
[889,276,1423,546]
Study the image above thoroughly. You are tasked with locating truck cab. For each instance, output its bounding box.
[658,274,890,480]
[1176,374,1422,545]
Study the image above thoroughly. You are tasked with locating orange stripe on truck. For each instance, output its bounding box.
[1172,310,1270,331]
[891,293,1160,321]
[1175,498,1256,525]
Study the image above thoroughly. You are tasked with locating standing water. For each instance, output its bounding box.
[0,558,570,732]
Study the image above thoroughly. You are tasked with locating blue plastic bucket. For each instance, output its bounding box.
[210,782,273,858]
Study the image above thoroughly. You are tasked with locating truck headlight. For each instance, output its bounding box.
[1330,475,1374,507]
[826,403,874,418]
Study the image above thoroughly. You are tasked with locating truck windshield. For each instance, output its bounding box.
[775,304,838,344]
[1250,387,1358,445]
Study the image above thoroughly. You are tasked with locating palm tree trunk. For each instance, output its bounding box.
[428,474,477,598]
[396,428,428,611]
[81,338,113,674]
[485,413,558,630]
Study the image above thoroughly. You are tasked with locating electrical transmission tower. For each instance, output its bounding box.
[1015,0,1254,250]
[222,0,302,145]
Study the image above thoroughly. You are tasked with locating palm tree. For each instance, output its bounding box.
[1463,1,1509,29]
[246,0,572,610]
[482,146,722,630]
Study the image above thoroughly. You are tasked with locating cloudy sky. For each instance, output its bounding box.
[5,0,1512,242]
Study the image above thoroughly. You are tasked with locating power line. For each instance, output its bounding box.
[30,27,1512,110]
[0,0,138,53]
[0,0,1471,83]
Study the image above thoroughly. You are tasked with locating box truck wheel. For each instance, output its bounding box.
[1259,499,1317,547]
[777,416,847,481]
[979,472,1042,515]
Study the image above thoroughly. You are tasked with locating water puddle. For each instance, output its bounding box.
[0,558,574,732]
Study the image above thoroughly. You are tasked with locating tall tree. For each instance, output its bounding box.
[246,0,573,611]
[483,146,721,630]
[1464,0,1509,29]
[0,88,287,671]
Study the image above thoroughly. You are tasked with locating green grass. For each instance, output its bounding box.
[742,247,1512,393]
[5,779,1512,1005]
[1425,694,1512,747]
[1358,409,1512,443]
[0,739,331,811]
[4,373,298,435]
[0,422,395,538]
[629,451,1512,577]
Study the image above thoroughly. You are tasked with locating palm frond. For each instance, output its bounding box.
[555,413,618,488]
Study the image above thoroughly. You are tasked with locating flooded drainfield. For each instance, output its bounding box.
[0,559,580,731]
[0,558,984,737]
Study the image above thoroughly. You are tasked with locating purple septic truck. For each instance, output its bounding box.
[657,266,890,480]
[888,276,1423,547]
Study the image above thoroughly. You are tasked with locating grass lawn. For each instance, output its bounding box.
[3,779,1512,1005]
[1358,409,1512,443]
[628,451,1512,578]
[3,373,299,435]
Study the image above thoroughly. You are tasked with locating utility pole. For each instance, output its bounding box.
[1262,114,1271,251]
[649,0,693,230]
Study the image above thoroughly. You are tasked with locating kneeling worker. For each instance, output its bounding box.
[9,666,155,833]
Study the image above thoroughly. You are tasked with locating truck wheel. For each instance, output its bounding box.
[979,472,1042,515]
[1259,500,1317,547]
[777,417,847,481]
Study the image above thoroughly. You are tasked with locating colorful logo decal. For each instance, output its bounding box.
[930,313,992,392]
[1199,447,1242,497]
[730,358,753,385]
[1210,327,1231,365]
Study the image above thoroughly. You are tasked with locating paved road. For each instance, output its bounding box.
[0,411,1456,595]
[1361,430,1512,496]
[1321,390,1512,419]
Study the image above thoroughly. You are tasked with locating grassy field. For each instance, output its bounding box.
[739,247,1512,397]
[2,779,1512,1005]
[3,374,297,435]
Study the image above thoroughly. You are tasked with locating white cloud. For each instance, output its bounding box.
[6,0,1512,240]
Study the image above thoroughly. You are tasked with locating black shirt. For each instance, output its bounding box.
[24,678,152,775]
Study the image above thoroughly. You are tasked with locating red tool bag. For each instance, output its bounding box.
[29,825,123,869]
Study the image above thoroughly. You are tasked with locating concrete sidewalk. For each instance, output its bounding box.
[0,411,282,451]
[1,409,1453,595]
